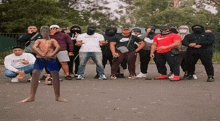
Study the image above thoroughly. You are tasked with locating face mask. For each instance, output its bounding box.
[161,30,170,35]
[179,30,187,33]
[193,28,203,34]
[108,31,116,36]
[87,29,95,35]
[149,30,155,35]
[71,30,81,34]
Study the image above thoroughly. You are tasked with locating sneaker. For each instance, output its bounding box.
[154,75,168,80]
[76,75,84,80]
[59,78,63,81]
[207,76,214,82]
[136,72,147,78]
[11,78,18,82]
[168,74,174,79]
[110,75,117,80]
[182,75,194,80]
[65,75,72,80]
[47,78,52,85]
[168,72,173,76]
[74,73,78,77]
[27,77,32,82]
[99,74,107,80]
[117,74,125,78]
[94,74,99,79]
[170,76,181,81]
[193,74,197,80]
[128,74,136,79]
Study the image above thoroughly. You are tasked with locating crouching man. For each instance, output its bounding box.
[4,46,36,82]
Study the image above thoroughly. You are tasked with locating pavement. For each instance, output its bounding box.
[0,63,220,121]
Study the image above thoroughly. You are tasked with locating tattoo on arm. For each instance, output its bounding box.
[32,41,44,56]
[51,43,60,56]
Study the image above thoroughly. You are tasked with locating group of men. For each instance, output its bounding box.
[3,24,216,103]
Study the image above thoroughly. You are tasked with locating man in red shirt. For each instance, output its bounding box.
[150,26,182,81]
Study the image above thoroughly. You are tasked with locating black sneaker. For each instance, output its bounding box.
[65,75,72,80]
[40,75,47,80]
[117,74,125,78]
[182,75,194,80]
[94,74,99,79]
[207,76,214,82]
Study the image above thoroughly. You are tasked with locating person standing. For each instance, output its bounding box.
[20,26,67,103]
[137,26,157,79]
[110,27,145,79]
[182,24,215,82]
[68,26,81,77]
[4,46,36,82]
[75,25,108,80]
[150,26,182,81]
[49,25,74,80]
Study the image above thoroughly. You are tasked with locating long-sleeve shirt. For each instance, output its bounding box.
[4,53,36,72]
[49,32,74,52]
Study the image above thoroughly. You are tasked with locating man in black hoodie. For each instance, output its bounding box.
[68,26,81,77]
[182,24,215,82]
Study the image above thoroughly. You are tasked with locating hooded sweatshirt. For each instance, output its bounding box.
[182,24,215,53]
[101,27,117,55]
[68,26,81,54]
[177,25,189,52]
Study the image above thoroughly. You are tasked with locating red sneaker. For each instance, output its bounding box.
[154,75,168,80]
[170,76,181,81]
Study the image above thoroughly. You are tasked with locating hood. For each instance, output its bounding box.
[70,26,81,34]
[192,24,205,33]
[105,27,117,36]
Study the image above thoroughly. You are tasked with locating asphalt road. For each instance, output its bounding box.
[0,64,220,121]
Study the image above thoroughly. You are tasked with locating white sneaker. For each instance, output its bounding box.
[169,74,174,79]
[193,74,197,79]
[136,72,147,78]
[11,78,18,82]
[27,77,32,82]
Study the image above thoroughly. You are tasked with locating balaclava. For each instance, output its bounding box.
[87,25,96,35]
[192,24,205,34]
[169,25,178,34]
[105,27,117,36]
[70,26,81,34]
[160,26,170,35]
[146,26,156,35]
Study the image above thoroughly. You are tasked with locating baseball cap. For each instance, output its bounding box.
[13,45,23,50]
[122,27,130,30]
[50,25,60,29]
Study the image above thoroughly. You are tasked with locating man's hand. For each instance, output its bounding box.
[75,32,80,38]
[194,45,202,48]
[75,40,84,46]
[68,52,74,56]
[189,43,196,47]
[150,53,155,58]
[100,40,108,46]
[157,46,167,50]
[28,29,33,34]
[22,59,29,65]
[112,52,119,58]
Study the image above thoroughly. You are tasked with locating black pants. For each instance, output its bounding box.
[177,51,187,72]
[68,54,79,74]
[139,50,151,74]
[155,51,180,76]
[102,53,113,68]
[186,51,214,76]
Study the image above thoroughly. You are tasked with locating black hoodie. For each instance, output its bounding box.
[182,24,215,53]
[101,27,117,55]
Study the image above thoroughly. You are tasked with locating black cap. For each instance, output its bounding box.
[146,26,155,30]
[13,45,23,50]
[122,27,130,30]
[160,26,170,30]
[132,28,141,33]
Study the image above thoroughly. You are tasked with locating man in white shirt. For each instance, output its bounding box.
[75,25,108,80]
[4,46,36,82]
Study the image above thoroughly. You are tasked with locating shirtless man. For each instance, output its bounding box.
[21,26,67,103]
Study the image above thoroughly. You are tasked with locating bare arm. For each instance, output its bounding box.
[135,41,145,52]
[75,40,83,46]
[158,40,181,50]
[110,42,119,58]
[150,42,158,58]
[99,40,108,46]
[32,40,44,57]
[51,42,61,57]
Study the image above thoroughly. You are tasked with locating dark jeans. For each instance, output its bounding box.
[68,54,79,74]
[111,51,136,75]
[139,49,151,74]
[155,51,180,76]
[186,51,214,76]
[177,51,187,72]
[102,53,113,68]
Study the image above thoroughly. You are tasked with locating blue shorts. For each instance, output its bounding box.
[33,58,59,71]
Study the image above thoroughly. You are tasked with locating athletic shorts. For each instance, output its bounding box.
[56,50,70,62]
[33,58,59,71]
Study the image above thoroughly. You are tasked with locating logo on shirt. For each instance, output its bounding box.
[85,36,98,38]
[157,37,167,40]
[120,38,129,42]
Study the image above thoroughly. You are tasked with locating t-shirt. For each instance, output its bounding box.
[4,53,36,72]
[76,33,104,52]
[110,34,142,53]
[153,33,182,53]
